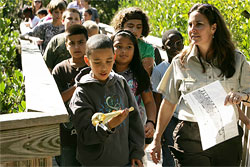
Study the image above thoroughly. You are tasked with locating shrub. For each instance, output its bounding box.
[91,0,119,24]
[119,0,250,60]
[0,1,26,114]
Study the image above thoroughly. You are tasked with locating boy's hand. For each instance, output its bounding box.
[28,36,43,45]
[107,108,129,129]
[131,159,143,167]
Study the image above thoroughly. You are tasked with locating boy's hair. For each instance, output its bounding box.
[36,8,48,16]
[62,8,81,20]
[86,34,113,58]
[47,0,67,13]
[162,29,183,46]
[65,24,88,42]
[85,9,92,15]
[111,7,150,37]
[84,0,91,4]
[83,20,99,32]
[23,5,33,14]
[112,30,150,95]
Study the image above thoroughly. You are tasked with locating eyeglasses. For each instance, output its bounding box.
[164,39,184,50]
[34,1,42,3]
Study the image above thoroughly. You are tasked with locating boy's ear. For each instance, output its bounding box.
[84,56,90,66]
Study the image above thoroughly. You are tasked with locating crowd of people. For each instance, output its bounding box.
[19,0,250,166]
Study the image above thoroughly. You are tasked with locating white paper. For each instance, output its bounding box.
[183,80,238,150]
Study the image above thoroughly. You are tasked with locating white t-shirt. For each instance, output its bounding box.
[30,16,40,28]
[67,1,83,10]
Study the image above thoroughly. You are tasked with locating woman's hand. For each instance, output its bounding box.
[224,91,247,105]
[150,138,162,164]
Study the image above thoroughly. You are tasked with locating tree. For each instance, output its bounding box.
[119,0,250,60]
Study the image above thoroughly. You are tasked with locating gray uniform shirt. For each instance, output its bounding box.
[157,46,250,122]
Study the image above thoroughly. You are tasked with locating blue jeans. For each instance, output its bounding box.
[162,117,178,167]
[55,145,81,166]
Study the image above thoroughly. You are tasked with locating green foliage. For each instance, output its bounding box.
[119,0,250,60]
[0,1,26,114]
[91,0,119,24]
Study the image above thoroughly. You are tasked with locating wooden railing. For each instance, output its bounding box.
[99,23,250,167]
[0,24,69,166]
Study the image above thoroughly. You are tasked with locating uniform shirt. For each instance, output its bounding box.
[157,46,250,122]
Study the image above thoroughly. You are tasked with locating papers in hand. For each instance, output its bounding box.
[183,80,238,150]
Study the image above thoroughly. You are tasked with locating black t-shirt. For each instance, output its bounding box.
[52,59,90,146]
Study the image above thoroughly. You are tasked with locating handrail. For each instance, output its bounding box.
[0,24,69,164]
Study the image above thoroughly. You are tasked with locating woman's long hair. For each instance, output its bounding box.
[32,0,43,15]
[180,3,235,78]
[112,30,151,95]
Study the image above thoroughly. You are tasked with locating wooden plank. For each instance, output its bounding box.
[1,157,52,167]
[0,112,67,131]
[0,124,60,163]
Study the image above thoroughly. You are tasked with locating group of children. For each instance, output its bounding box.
[41,4,185,166]
[20,2,185,166]
[19,1,250,166]
[20,0,99,55]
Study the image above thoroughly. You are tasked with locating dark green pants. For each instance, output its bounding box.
[170,121,243,166]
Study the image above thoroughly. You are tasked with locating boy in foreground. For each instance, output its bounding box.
[52,24,89,166]
[69,34,144,166]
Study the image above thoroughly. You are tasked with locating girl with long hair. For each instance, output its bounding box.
[112,30,157,145]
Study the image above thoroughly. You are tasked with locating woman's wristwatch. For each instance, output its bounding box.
[242,92,250,103]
